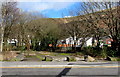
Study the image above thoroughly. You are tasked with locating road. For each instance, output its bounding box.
[1,61,120,77]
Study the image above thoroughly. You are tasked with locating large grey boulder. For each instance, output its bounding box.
[106,56,117,61]
[44,56,53,61]
[84,55,95,62]
[15,54,24,61]
[66,56,76,61]
[84,55,88,61]
[52,56,67,62]
[75,57,82,61]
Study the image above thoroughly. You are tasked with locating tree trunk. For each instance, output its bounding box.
[96,37,100,48]
[0,31,4,52]
[26,42,30,51]
[51,39,58,52]
[4,38,9,51]
[80,38,86,50]
[0,27,4,52]
[111,37,119,56]
[92,37,95,47]
[0,36,3,52]
[72,36,77,52]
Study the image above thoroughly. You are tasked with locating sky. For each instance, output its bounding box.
[17,2,79,18]
[1,0,118,18]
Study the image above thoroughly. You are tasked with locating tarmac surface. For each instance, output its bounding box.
[0,61,120,77]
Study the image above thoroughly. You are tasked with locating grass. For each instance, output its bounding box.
[36,51,72,57]
[36,55,44,61]
[116,58,120,61]
[76,52,84,56]
[23,50,73,56]
[58,53,72,56]
[25,55,45,61]
[106,56,120,61]
[11,58,21,61]
[112,57,120,61]
[26,55,34,58]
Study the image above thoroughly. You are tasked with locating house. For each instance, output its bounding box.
[56,37,93,47]
[55,36,113,48]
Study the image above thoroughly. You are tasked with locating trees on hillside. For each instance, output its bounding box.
[60,2,119,54]
[28,18,60,51]
[79,2,120,55]
[64,2,119,55]
[78,2,109,48]
[1,1,119,55]
[0,1,60,52]
[0,1,46,52]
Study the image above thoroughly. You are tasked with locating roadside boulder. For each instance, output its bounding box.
[14,54,24,61]
[106,56,117,61]
[53,57,67,62]
[66,56,76,61]
[106,56,112,61]
[84,55,95,62]
[75,57,81,61]
[44,56,53,61]
[36,55,45,61]
[84,55,88,61]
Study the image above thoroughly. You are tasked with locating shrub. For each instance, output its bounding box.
[107,50,117,57]
[100,47,107,58]
[17,46,26,51]
[82,46,101,57]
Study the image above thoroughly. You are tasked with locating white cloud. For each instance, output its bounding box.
[16,0,120,2]
[64,16,73,18]
[18,2,75,12]
[0,0,119,2]
[35,2,74,11]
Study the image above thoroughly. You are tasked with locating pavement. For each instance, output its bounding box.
[1,61,120,68]
[0,61,120,77]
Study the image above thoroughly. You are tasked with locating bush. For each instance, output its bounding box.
[107,50,117,57]
[82,46,101,57]
[17,46,26,51]
[103,46,117,57]
[82,45,118,58]
[100,47,107,58]
[12,46,17,51]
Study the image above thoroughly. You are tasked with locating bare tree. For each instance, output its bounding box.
[0,1,19,52]
[72,2,119,55]
[76,2,108,48]
[82,2,120,53]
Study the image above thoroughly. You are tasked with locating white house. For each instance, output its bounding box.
[57,37,94,47]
